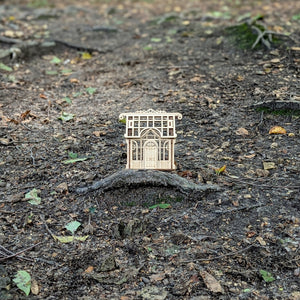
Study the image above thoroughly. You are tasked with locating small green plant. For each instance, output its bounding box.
[65,220,81,235]
[0,62,13,72]
[50,56,61,64]
[13,270,31,296]
[68,152,78,159]
[52,220,89,243]
[25,188,41,205]
[86,87,97,95]
[292,13,300,21]
[125,201,137,207]
[260,269,275,282]
[149,203,171,209]
[58,111,75,122]
[62,97,72,104]
[62,152,89,164]
[28,0,49,8]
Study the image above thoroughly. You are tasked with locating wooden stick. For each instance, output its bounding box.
[181,243,256,264]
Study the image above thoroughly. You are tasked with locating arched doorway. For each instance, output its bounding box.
[143,140,158,169]
[141,129,160,169]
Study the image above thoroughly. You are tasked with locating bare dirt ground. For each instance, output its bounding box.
[0,0,299,299]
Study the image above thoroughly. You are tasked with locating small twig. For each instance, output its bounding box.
[252,26,291,49]
[215,204,263,215]
[40,214,57,241]
[52,39,106,53]
[157,65,190,69]
[225,175,300,189]
[130,93,143,103]
[30,147,36,166]
[34,257,58,265]
[252,26,271,49]
[0,210,15,214]
[182,243,256,263]
[0,36,22,44]
[0,242,42,261]
[256,110,264,127]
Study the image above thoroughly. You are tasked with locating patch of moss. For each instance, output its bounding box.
[256,107,300,117]
[225,22,262,49]
[27,0,49,8]
[125,201,137,207]
[225,22,281,50]
[146,196,183,207]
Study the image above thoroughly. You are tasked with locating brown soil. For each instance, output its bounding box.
[0,0,299,299]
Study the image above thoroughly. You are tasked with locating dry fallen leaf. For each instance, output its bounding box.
[93,130,106,137]
[235,127,249,136]
[39,94,47,99]
[246,231,257,238]
[215,165,226,175]
[190,76,205,82]
[256,236,267,246]
[150,273,166,282]
[0,138,11,145]
[236,74,244,81]
[200,270,224,294]
[84,266,94,274]
[269,126,286,134]
[270,58,280,63]
[291,47,300,51]
[31,279,39,295]
[20,110,31,120]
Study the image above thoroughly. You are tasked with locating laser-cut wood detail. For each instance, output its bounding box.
[119,109,182,170]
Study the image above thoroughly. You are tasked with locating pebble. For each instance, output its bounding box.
[55,182,68,193]
[221,141,230,148]
[234,145,242,153]
[0,181,6,187]
[142,277,150,284]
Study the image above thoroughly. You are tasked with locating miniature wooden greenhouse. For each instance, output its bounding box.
[119,109,182,170]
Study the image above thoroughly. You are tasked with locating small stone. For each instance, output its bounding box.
[219,127,230,132]
[270,49,279,56]
[263,161,276,170]
[99,254,117,272]
[142,277,150,284]
[55,182,68,193]
[221,141,230,148]
[234,145,242,153]
[271,142,278,148]
[270,58,280,63]
[290,291,300,300]
[256,169,270,177]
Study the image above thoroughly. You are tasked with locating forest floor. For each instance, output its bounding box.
[0,0,299,299]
